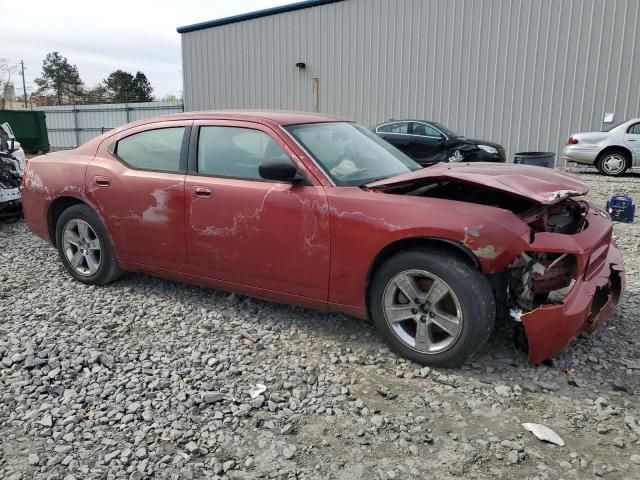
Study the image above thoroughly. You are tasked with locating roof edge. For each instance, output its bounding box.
[177,0,345,33]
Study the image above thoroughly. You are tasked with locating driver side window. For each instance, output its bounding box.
[411,122,441,138]
[197,126,290,180]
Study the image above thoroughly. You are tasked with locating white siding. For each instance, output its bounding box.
[181,0,640,164]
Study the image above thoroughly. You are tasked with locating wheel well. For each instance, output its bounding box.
[365,237,479,312]
[48,197,86,246]
[597,146,632,166]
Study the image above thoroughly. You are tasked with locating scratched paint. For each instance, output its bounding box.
[330,207,402,232]
[462,225,502,259]
[141,189,170,224]
[24,169,46,195]
[200,184,279,237]
[473,245,501,259]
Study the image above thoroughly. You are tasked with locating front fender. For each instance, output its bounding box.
[326,187,531,311]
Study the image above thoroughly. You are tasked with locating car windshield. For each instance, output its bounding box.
[430,122,457,138]
[284,122,421,186]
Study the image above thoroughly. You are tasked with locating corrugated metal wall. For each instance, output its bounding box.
[181,0,640,164]
[33,101,184,149]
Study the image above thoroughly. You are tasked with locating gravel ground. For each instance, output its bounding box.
[1,171,639,480]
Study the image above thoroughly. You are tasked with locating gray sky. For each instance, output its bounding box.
[1,0,292,99]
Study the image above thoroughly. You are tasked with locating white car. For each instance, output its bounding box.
[0,122,26,172]
[0,122,25,215]
[563,118,640,176]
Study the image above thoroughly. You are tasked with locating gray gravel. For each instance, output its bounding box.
[1,171,639,479]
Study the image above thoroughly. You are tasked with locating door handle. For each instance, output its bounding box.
[94,175,110,187]
[193,186,212,198]
[628,139,637,142]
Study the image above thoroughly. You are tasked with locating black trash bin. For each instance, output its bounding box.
[513,152,555,168]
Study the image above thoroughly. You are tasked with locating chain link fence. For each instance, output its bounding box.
[32,101,184,149]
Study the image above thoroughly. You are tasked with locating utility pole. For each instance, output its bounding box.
[20,60,27,108]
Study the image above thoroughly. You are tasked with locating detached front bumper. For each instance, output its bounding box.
[521,209,625,363]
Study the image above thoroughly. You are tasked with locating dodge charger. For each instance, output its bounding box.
[22,111,625,366]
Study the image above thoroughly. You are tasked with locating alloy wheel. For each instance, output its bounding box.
[382,270,463,354]
[62,219,102,276]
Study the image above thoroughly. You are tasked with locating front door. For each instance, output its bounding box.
[184,121,331,302]
[409,122,446,163]
[624,122,640,165]
[86,121,191,269]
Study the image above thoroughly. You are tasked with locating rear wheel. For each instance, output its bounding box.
[596,150,629,176]
[55,204,122,285]
[369,249,495,367]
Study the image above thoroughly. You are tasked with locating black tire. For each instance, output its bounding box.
[55,204,122,285]
[596,150,630,176]
[369,249,495,367]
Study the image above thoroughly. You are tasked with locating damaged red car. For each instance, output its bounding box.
[22,111,625,366]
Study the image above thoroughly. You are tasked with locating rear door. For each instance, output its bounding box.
[375,122,413,156]
[409,122,447,163]
[624,122,640,164]
[86,120,191,269]
[184,120,331,302]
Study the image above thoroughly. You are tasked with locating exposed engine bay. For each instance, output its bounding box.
[508,200,588,312]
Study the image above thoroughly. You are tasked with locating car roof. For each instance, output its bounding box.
[136,110,344,127]
[376,119,437,125]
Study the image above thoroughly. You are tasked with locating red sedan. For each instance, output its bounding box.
[22,111,624,366]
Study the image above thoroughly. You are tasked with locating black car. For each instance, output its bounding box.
[374,120,506,165]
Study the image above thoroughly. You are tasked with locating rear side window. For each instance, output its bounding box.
[628,123,640,135]
[377,122,409,134]
[115,127,185,172]
[197,126,289,180]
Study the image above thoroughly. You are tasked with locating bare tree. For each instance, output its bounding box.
[0,58,18,86]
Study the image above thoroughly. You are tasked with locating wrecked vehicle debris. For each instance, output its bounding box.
[0,124,24,218]
[21,112,625,367]
[366,164,624,363]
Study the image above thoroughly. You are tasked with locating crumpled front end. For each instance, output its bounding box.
[507,202,625,363]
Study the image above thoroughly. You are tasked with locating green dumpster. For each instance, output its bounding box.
[0,110,50,153]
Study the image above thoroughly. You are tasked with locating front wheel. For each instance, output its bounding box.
[55,204,122,285]
[369,249,495,367]
[596,150,629,176]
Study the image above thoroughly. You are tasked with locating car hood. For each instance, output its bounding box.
[365,162,588,205]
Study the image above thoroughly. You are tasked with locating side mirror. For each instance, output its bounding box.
[259,158,304,183]
[8,139,15,153]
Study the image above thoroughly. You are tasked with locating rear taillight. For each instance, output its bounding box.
[567,136,579,145]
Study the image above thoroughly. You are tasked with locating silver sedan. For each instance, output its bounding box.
[562,118,640,176]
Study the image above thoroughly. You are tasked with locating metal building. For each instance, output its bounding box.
[178,0,640,163]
